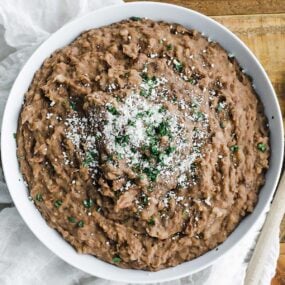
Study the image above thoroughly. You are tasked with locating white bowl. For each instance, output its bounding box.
[1,1,284,283]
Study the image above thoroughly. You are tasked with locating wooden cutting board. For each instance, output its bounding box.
[126,0,285,283]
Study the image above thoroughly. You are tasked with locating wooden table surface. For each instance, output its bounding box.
[126,0,285,283]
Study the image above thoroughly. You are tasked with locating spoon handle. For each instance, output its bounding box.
[244,171,285,285]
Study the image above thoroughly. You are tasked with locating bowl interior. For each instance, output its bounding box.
[1,2,284,283]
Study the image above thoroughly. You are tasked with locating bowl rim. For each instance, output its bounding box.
[1,1,284,283]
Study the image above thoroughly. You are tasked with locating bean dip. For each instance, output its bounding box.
[17,18,270,271]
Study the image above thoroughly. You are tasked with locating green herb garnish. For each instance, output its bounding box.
[136,112,145,118]
[35,193,43,202]
[143,167,159,182]
[107,105,119,115]
[130,16,141,21]
[140,89,147,97]
[194,111,205,122]
[83,151,97,167]
[173,59,183,73]
[150,145,159,156]
[70,101,76,110]
[188,77,196,85]
[157,121,171,137]
[148,216,155,226]
[142,196,149,206]
[165,146,176,155]
[54,200,63,208]
[112,256,122,263]
[158,106,166,113]
[158,153,166,163]
[146,126,155,137]
[257,143,267,152]
[131,147,137,153]
[83,198,94,209]
[77,220,84,228]
[13,133,16,139]
[141,72,149,81]
[230,145,239,152]
[145,110,153,116]
[115,134,130,145]
[127,119,136,126]
[167,44,173,51]
[216,102,225,113]
[139,73,158,97]
[68,216,76,223]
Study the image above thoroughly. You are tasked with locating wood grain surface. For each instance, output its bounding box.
[212,13,285,130]
[125,0,285,16]
[272,244,285,285]
[126,0,285,283]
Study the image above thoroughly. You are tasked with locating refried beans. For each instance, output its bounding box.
[16,18,270,271]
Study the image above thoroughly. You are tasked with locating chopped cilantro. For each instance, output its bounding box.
[194,111,205,122]
[107,105,119,115]
[107,154,115,162]
[127,119,136,126]
[112,256,122,263]
[257,143,267,152]
[156,121,171,137]
[188,77,196,85]
[13,133,16,139]
[128,119,136,127]
[140,89,147,97]
[167,44,173,50]
[68,216,76,223]
[83,151,97,167]
[70,101,76,110]
[141,72,149,81]
[158,153,166,163]
[130,16,141,21]
[146,126,156,137]
[145,110,153,116]
[54,200,63,208]
[150,145,159,156]
[83,198,94,208]
[142,196,149,206]
[190,162,197,171]
[140,73,158,97]
[158,106,166,113]
[216,102,225,113]
[143,167,159,182]
[173,59,183,73]
[35,193,43,202]
[230,145,239,152]
[165,146,176,155]
[148,216,155,226]
[149,76,157,85]
[131,147,137,153]
[77,220,84,228]
[115,134,130,145]
[136,112,145,118]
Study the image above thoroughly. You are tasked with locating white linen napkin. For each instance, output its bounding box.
[0,0,279,284]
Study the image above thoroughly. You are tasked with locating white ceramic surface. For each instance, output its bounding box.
[1,2,284,283]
